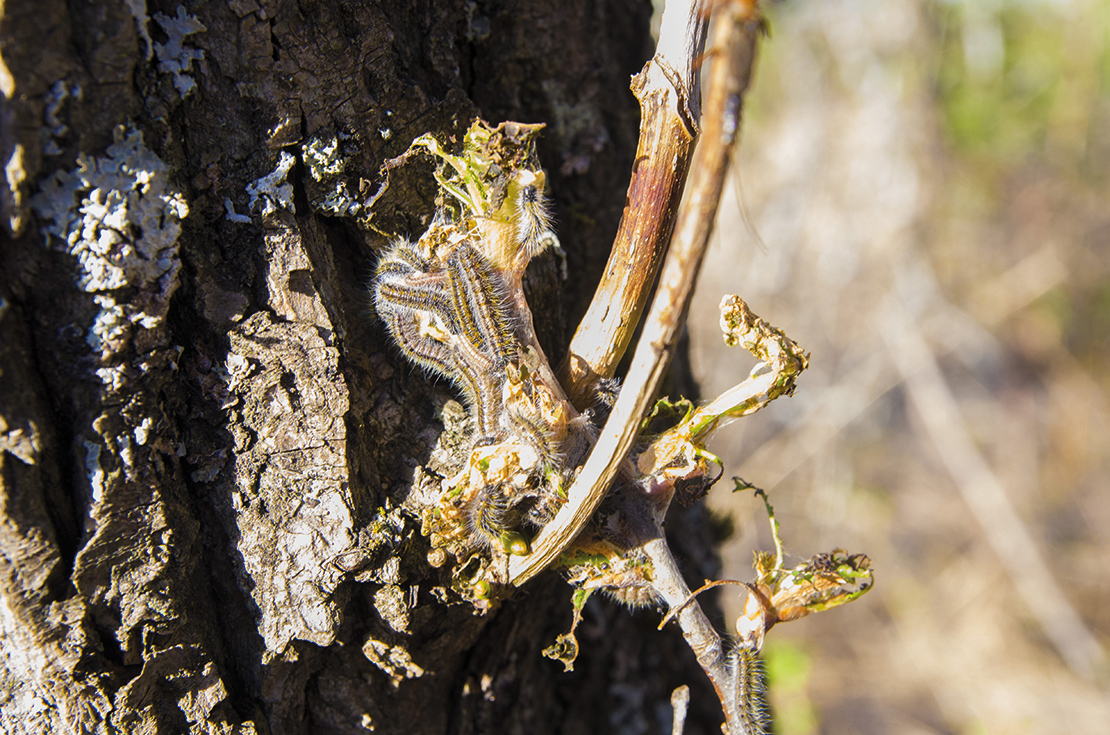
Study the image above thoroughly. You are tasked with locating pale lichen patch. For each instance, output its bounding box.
[83,440,106,504]
[245,151,296,216]
[123,0,155,60]
[41,80,82,156]
[5,144,26,233]
[30,126,187,396]
[30,127,188,294]
[224,198,251,223]
[362,637,425,686]
[302,135,347,182]
[303,133,364,217]
[153,7,207,97]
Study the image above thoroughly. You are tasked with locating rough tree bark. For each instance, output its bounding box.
[1,1,726,733]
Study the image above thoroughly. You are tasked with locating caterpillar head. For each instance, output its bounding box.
[472,168,555,279]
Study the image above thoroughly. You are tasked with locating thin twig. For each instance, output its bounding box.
[670,685,691,735]
[659,579,749,630]
[510,2,764,586]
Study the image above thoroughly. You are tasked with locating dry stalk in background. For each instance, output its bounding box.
[881,298,1107,680]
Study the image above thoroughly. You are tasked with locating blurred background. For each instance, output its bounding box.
[681,0,1110,732]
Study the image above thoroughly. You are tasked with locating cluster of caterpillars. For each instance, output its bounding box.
[373,122,593,562]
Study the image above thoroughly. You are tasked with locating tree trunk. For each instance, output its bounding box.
[1,1,723,732]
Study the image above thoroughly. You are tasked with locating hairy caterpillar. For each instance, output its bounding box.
[463,483,529,555]
[375,306,454,376]
[587,376,621,427]
[376,239,509,440]
[446,241,515,366]
[726,643,769,735]
[372,124,580,562]
[501,390,561,465]
[375,235,432,273]
[508,169,553,264]
[474,168,555,277]
[374,242,455,330]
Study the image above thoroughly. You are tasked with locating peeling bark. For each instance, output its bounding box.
[1,1,724,732]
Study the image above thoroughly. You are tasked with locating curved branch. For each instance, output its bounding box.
[512,1,763,587]
[557,0,708,409]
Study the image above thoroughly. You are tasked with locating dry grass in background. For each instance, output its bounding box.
[683,1,1110,732]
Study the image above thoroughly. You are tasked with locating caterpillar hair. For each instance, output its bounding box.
[509,169,553,262]
[376,236,432,272]
[589,376,621,427]
[725,642,769,735]
[601,580,662,610]
[520,469,568,528]
[374,235,513,440]
[446,241,516,367]
[377,306,456,381]
[375,239,460,337]
[463,483,528,554]
[374,277,457,335]
[447,355,505,442]
[463,482,510,550]
[501,395,563,474]
[376,288,505,440]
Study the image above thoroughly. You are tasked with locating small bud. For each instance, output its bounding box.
[502,532,531,556]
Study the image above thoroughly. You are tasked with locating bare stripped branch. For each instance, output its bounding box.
[558,0,708,409]
[670,684,691,735]
[511,0,762,589]
[641,534,734,718]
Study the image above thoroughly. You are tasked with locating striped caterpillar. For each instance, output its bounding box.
[445,241,516,368]
[372,138,573,556]
[508,169,554,265]
[374,241,506,441]
[471,168,556,282]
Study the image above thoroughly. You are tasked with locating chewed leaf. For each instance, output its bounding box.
[543,587,593,672]
[765,550,874,621]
